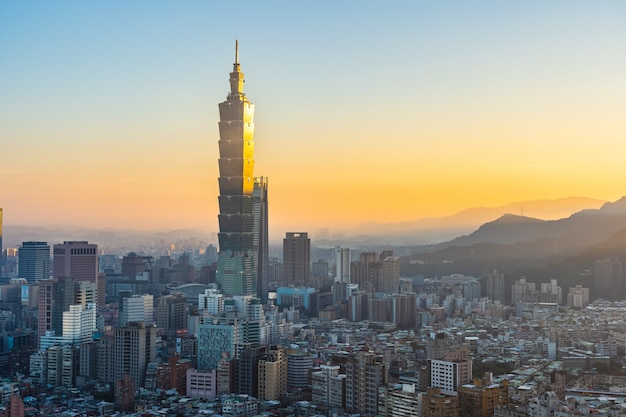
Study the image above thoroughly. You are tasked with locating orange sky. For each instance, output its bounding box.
[2,2,626,240]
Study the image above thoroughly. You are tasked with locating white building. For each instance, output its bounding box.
[119,294,153,326]
[335,246,351,284]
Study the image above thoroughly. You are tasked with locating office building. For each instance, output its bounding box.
[157,293,187,335]
[215,41,268,301]
[119,294,154,327]
[197,320,241,371]
[121,252,147,279]
[53,241,98,281]
[18,242,50,282]
[283,233,310,286]
[38,276,97,350]
[113,323,157,388]
[53,241,100,304]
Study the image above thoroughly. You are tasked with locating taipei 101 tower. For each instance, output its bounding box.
[215,41,269,302]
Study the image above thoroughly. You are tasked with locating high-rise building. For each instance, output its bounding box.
[335,246,351,284]
[253,177,269,303]
[53,241,98,282]
[379,255,400,294]
[312,364,346,409]
[485,270,505,304]
[18,242,50,283]
[37,276,97,350]
[157,293,187,335]
[257,345,287,401]
[119,294,154,327]
[283,233,311,286]
[114,323,157,388]
[53,241,100,305]
[215,41,268,301]
[345,351,387,415]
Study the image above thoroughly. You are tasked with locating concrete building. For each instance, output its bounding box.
[379,255,400,294]
[119,294,154,327]
[257,345,287,401]
[379,383,423,417]
[157,292,187,335]
[422,387,458,417]
[283,232,311,286]
[198,288,224,316]
[53,241,98,282]
[335,246,351,284]
[113,323,157,388]
[345,351,387,415]
[457,375,509,417]
[485,270,505,304]
[287,352,313,388]
[312,365,346,409]
[429,358,473,394]
[186,369,217,399]
[567,285,590,308]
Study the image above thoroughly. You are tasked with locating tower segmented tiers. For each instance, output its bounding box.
[216,41,268,301]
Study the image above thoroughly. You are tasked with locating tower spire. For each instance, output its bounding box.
[235,39,239,64]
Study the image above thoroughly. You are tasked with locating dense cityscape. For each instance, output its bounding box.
[2,38,626,417]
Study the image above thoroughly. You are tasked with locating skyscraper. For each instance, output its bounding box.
[18,241,51,282]
[53,241,100,304]
[283,233,311,286]
[53,241,98,282]
[216,41,268,300]
[335,246,351,284]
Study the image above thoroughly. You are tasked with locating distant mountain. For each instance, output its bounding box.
[400,196,626,279]
[439,196,626,249]
[318,196,605,246]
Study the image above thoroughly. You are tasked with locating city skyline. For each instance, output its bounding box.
[2,1,626,239]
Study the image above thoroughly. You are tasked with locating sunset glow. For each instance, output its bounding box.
[1,1,626,239]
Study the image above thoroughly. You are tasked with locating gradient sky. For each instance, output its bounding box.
[1,1,626,239]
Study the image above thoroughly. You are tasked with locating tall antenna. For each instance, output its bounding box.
[235,39,239,64]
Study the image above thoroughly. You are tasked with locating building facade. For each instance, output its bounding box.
[215,42,268,301]
[283,233,311,286]
[18,242,50,283]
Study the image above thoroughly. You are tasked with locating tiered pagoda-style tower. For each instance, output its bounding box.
[216,41,268,301]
